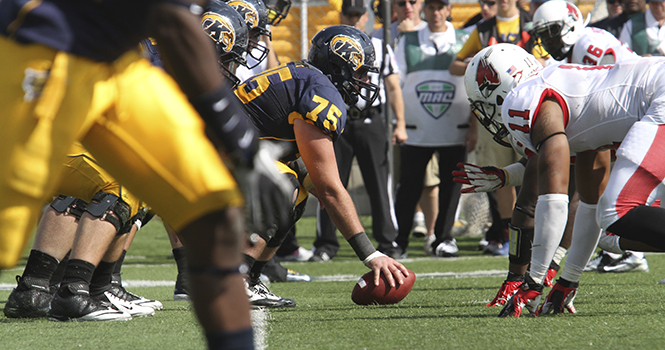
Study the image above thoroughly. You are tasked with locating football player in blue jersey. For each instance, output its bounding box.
[223,0,272,69]
[0,0,291,348]
[237,25,411,308]
[3,1,254,320]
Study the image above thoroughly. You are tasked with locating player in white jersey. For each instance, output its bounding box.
[465,43,665,317]
[454,1,642,311]
[531,1,637,65]
[564,26,637,65]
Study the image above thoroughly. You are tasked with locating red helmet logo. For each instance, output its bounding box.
[566,2,580,20]
[476,58,500,99]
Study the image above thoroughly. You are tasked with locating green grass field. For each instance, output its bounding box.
[2,216,665,350]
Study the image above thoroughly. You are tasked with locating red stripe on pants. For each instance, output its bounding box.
[616,125,665,217]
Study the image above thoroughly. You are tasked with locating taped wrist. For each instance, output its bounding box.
[189,85,259,167]
[503,162,525,187]
[524,273,544,292]
[347,232,377,261]
[508,224,533,265]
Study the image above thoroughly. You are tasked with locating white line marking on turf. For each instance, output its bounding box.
[251,308,269,350]
[0,270,508,290]
[313,270,508,282]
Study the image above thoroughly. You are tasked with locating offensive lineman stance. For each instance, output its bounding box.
[236,25,410,307]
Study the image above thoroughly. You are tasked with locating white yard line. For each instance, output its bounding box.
[0,269,506,349]
[0,270,507,290]
[251,308,270,350]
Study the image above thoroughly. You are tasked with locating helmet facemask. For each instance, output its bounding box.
[464,43,544,148]
[247,28,270,69]
[265,0,291,26]
[469,99,511,147]
[531,1,585,61]
[220,55,246,87]
[533,21,572,61]
[225,0,272,69]
[337,63,380,107]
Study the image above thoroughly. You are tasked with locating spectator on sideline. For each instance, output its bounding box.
[619,0,665,55]
[462,0,499,33]
[607,0,625,18]
[591,0,646,38]
[371,0,427,46]
[393,0,471,258]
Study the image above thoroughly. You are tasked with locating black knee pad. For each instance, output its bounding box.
[288,158,308,185]
[118,206,150,235]
[85,192,131,235]
[266,196,309,248]
[50,195,89,220]
[508,224,533,265]
[253,170,302,246]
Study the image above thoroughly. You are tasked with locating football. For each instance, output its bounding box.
[351,269,415,305]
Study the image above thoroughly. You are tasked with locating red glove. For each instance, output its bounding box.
[452,163,506,193]
[498,275,543,318]
[543,261,560,287]
[538,279,578,315]
[487,279,523,307]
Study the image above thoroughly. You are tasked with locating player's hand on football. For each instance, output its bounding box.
[237,140,294,237]
[452,162,506,193]
[538,278,578,315]
[366,255,409,288]
[498,275,543,318]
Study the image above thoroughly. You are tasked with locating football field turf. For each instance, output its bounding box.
[2,216,665,349]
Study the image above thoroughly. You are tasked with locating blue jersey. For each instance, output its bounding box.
[141,38,164,68]
[0,0,157,62]
[234,61,347,160]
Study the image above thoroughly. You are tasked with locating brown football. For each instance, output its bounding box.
[351,268,415,305]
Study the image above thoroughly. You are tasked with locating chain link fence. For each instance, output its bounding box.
[271,0,602,64]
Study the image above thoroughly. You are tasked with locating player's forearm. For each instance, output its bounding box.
[317,188,365,240]
[448,59,468,76]
[148,0,223,97]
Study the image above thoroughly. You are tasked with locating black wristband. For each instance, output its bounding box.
[524,273,544,292]
[347,232,377,261]
[506,272,525,282]
[557,277,578,289]
[188,85,258,167]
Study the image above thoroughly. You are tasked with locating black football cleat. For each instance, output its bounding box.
[4,276,54,318]
[47,282,131,322]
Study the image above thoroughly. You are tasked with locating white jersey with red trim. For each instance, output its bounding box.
[502,57,665,156]
[569,27,638,65]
